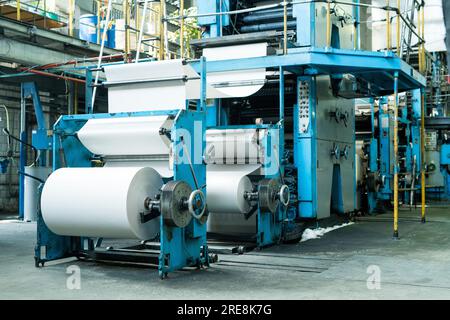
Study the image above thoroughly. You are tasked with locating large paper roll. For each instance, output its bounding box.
[206,164,260,236]
[77,116,172,156]
[104,43,267,113]
[104,160,173,178]
[207,170,252,214]
[205,128,267,164]
[41,167,163,240]
[206,165,259,214]
[203,43,267,97]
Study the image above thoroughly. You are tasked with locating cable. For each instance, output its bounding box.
[17,171,45,184]
[2,128,38,166]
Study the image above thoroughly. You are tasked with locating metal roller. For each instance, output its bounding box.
[240,20,297,33]
[366,172,383,193]
[242,11,293,24]
[159,181,206,228]
[258,179,290,214]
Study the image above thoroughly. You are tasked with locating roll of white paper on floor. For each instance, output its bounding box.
[206,164,260,236]
[41,167,163,240]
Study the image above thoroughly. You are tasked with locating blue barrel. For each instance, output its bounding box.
[79,14,116,48]
[107,23,116,49]
[79,14,98,44]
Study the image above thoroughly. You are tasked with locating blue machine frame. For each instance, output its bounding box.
[35,59,210,277]
[365,91,423,213]
[208,123,286,247]
[193,0,426,237]
[30,0,429,267]
[19,82,52,219]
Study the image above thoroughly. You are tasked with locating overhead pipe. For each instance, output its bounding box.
[242,11,293,23]
[240,20,296,33]
[396,0,400,56]
[24,69,86,84]
[326,0,331,47]
[283,1,288,54]
[386,0,391,51]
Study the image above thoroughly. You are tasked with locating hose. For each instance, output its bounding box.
[17,170,45,184]
[2,128,38,167]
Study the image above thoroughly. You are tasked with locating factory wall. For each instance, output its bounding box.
[0,83,21,213]
[0,82,55,214]
[371,0,446,53]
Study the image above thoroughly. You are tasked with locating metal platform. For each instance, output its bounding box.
[0,4,67,29]
[190,30,295,49]
[190,47,427,97]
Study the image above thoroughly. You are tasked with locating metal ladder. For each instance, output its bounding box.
[399,0,417,64]
[135,0,181,61]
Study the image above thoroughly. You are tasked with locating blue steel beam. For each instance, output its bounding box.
[189,48,426,92]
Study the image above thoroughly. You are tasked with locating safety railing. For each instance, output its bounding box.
[165,0,427,74]
[0,0,69,28]
[0,1,428,71]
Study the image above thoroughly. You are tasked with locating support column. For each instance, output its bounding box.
[18,85,26,220]
[393,72,399,239]
[420,88,426,223]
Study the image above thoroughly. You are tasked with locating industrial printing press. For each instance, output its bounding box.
[36,60,211,278]
[190,0,426,245]
[31,0,427,277]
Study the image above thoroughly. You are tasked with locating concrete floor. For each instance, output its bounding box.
[0,205,449,299]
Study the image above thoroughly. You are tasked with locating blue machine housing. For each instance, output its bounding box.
[193,0,427,233]
[364,89,423,213]
[35,109,209,277]
[18,82,52,219]
[207,123,286,247]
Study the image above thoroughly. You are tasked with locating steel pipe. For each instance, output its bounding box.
[242,11,293,23]
[240,20,296,33]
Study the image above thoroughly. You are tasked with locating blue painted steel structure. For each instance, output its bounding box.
[18,82,52,219]
[194,0,426,240]
[207,124,286,247]
[441,144,450,198]
[363,91,422,214]
[34,59,210,277]
[25,0,430,268]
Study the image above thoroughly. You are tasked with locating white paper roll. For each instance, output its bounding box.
[205,128,267,164]
[203,43,267,97]
[105,43,267,113]
[206,164,260,236]
[41,167,163,240]
[206,165,259,214]
[105,60,227,113]
[104,160,173,178]
[77,116,171,156]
